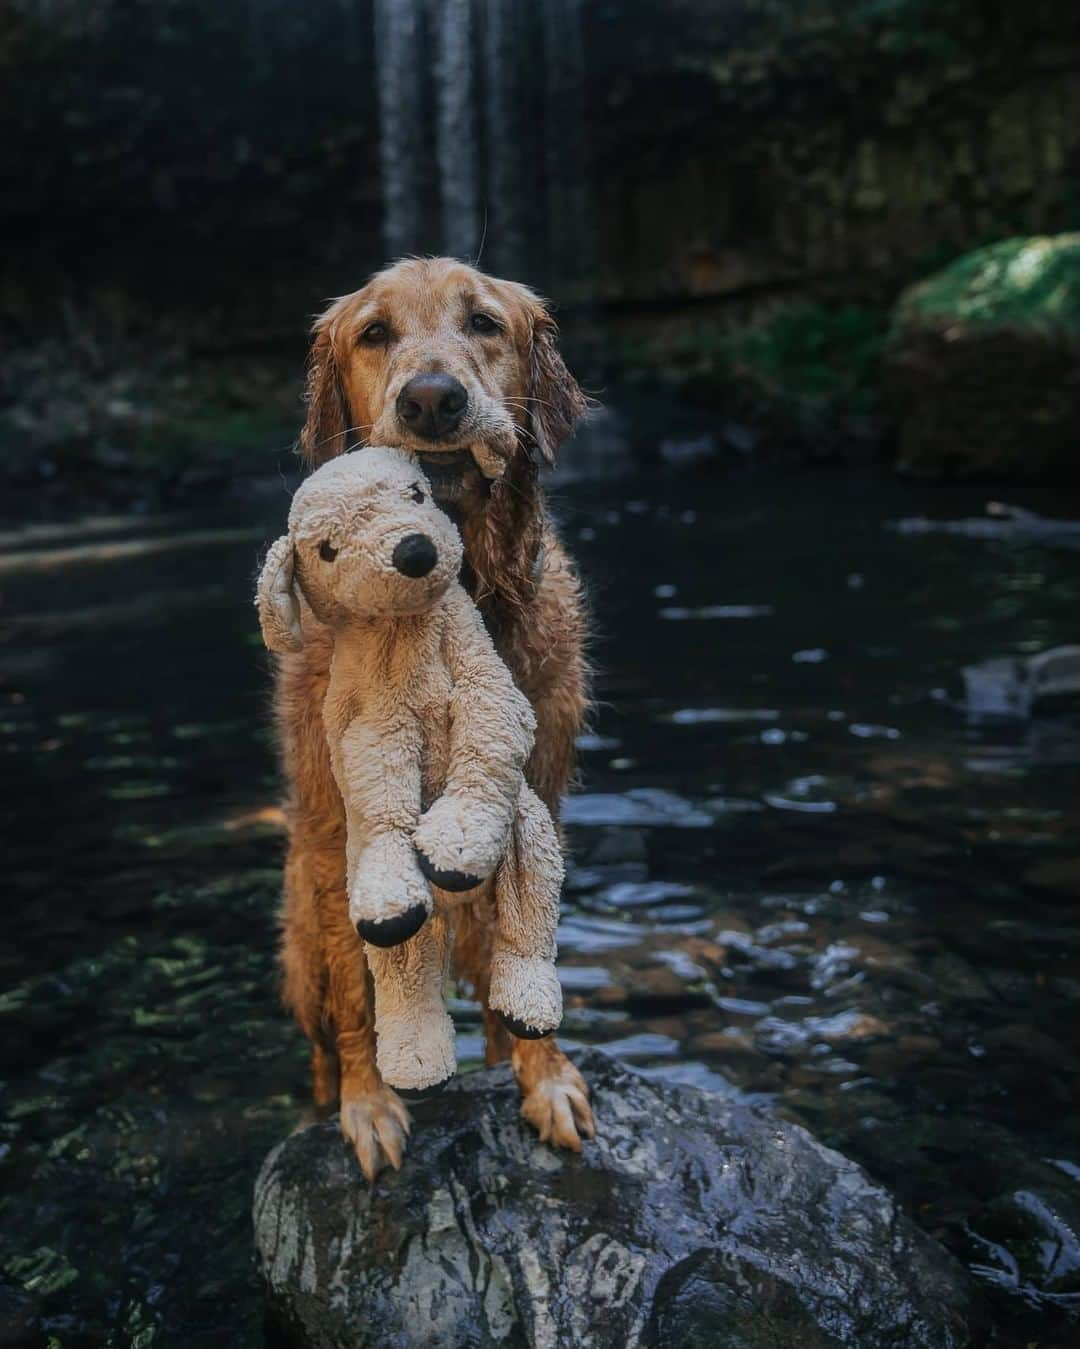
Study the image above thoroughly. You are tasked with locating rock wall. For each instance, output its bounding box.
[583,0,1080,315]
[2,1,1079,351]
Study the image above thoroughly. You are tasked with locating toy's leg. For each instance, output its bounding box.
[488,787,564,1040]
[367,912,456,1100]
[513,1038,595,1152]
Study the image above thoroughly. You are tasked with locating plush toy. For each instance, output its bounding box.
[255,447,563,1098]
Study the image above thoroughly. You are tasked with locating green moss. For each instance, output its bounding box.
[0,343,302,509]
[894,234,1080,336]
[573,301,890,454]
[717,304,888,426]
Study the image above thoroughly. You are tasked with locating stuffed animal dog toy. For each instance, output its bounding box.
[255,447,563,1098]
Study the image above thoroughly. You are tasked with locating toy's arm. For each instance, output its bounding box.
[412,585,535,888]
[339,712,432,943]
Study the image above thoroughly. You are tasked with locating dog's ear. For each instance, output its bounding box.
[298,312,351,468]
[255,536,303,653]
[526,309,588,467]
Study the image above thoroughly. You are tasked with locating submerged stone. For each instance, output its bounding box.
[253,1050,976,1348]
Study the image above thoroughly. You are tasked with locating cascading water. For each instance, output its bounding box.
[432,0,480,260]
[374,0,428,263]
[373,0,591,292]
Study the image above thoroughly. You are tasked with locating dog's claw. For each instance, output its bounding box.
[340,1087,411,1182]
[515,1048,595,1152]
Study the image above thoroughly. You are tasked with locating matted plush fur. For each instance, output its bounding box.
[271,258,594,1180]
[256,448,564,1097]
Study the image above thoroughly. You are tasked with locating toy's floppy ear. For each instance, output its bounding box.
[255,536,303,653]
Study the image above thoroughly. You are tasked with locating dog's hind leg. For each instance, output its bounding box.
[280,844,336,1117]
[451,888,512,1066]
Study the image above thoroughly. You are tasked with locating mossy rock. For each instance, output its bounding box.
[886,235,1080,481]
[668,304,890,465]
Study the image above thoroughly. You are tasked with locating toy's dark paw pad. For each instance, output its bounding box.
[496,1010,556,1040]
[357,904,428,948]
[414,847,483,893]
[395,1074,454,1102]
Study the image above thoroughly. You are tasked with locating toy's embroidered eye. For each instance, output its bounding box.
[410,483,425,504]
[319,540,338,562]
[469,312,500,335]
[358,321,389,346]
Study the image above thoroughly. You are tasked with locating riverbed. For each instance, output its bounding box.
[2,467,1079,1346]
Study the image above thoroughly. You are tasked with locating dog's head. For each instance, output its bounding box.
[297,258,587,494]
[255,447,464,650]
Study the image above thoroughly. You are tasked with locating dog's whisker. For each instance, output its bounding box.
[308,423,377,453]
[504,396,562,411]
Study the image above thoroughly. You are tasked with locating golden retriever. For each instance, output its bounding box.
[272,257,595,1179]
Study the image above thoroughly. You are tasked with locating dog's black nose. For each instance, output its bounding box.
[396,373,468,441]
[392,532,438,578]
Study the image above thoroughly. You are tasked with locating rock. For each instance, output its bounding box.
[891,504,1080,552]
[967,1186,1080,1298]
[959,644,1080,720]
[885,235,1080,481]
[563,789,714,829]
[254,1050,976,1348]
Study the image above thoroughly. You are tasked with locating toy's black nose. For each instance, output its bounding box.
[396,373,468,441]
[392,533,438,578]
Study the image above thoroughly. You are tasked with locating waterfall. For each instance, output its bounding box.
[372,0,590,291]
[374,0,429,262]
[432,0,480,260]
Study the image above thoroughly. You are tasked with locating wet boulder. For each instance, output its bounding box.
[253,1049,976,1348]
[959,644,1080,720]
[885,235,1080,481]
[965,1184,1080,1301]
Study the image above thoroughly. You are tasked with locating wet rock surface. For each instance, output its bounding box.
[254,1050,974,1349]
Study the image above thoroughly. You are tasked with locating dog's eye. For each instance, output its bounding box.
[409,483,425,504]
[358,321,389,346]
[469,312,500,335]
[319,540,338,562]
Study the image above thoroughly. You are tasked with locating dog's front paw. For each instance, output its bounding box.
[513,1040,595,1153]
[339,1085,411,1182]
[413,794,507,891]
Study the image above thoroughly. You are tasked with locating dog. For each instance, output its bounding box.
[272,257,595,1180]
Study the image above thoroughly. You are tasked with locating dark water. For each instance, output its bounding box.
[2,470,1080,1347]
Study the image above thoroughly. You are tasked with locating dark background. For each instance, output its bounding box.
[3,4,1080,1347]
[3,0,1080,506]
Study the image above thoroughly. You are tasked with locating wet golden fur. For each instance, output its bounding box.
[273,258,593,1178]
